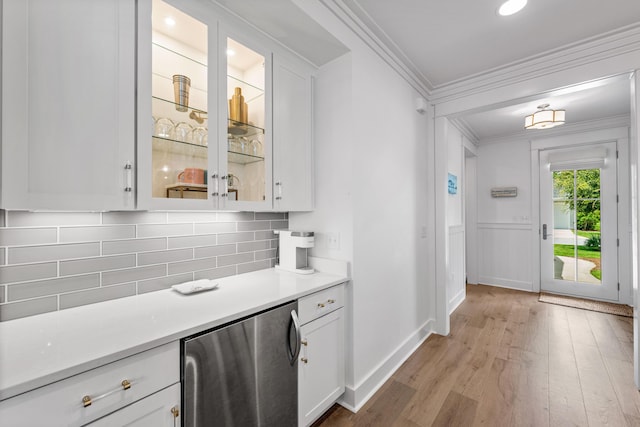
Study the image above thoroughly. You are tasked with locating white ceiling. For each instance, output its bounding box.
[211,0,639,141]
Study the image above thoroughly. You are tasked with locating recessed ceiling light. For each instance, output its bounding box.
[498,0,527,16]
[226,49,236,56]
[164,17,176,27]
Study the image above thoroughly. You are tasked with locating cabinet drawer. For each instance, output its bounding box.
[0,341,179,427]
[299,283,345,325]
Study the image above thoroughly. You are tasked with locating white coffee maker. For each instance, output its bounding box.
[274,230,315,274]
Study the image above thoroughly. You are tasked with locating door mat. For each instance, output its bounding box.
[539,292,633,317]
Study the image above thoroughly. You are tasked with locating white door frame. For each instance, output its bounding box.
[530,128,630,304]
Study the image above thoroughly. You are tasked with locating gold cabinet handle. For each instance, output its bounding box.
[317,303,325,308]
[171,406,180,418]
[301,339,308,346]
[301,357,308,364]
[328,299,335,304]
[121,379,131,390]
[82,395,92,407]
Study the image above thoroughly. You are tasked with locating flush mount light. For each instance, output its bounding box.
[498,0,527,16]
[524,104,566,130]
[164,17,176,27]
[226,49,236,57]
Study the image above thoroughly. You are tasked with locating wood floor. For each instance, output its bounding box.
[315,284,639,427]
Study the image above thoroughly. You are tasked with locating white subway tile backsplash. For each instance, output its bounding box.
[194,265,236,281]
[102,265,167,286]
[102,211,168,225]
[217,252,254,267]
[60,225,135,243]
[255,249,277,261]
[168,257,217,275]
[138,223,193,238]
[237,221,271,232]
[7,211,100,227]
[270,220,289,230]
[217,212,255,222]
[168,212,217,223]
[0,228,57,246]
[168,234,217,249]
[138,248,193,266]
[217,232,254,244]
[254,230,276,240]
[0,210,283,321]
[8,243,100,264]
[237,240,271,253]
[138,273,193,294]
[59,283,136,310]
[60,255,136,276]
[237,260,271,274]
[0,262,57,284]
[194,244,236,259]
[0,296,58,321]
[194,222,236,234]
[103,238,167,255]
[255,212,286,220]
[8,274,100,301]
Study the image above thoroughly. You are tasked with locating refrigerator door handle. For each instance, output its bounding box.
[289,309,302,365]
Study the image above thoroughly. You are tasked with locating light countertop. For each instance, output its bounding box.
[0,266,348,401]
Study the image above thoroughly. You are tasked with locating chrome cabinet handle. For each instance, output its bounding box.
[289,310,302,365]
[317,303,325,308]
[301,357,308,364]
[275,181,283,201]
[211,173,219,196]
[82,379,134,407]
[301,339,308,346]
[124,162,133,192]
[328,299,335,304]
[221,174,228,197]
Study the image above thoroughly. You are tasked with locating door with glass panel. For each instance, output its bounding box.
[539,142,618,301]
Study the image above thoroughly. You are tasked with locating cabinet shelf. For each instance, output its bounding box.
[227,119,263,137]
[228,150,264,165]
[228,74,264,104]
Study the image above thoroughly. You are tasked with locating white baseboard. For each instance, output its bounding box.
[337,318,436,412]
[449,288,466,314]
[478,276,534,292]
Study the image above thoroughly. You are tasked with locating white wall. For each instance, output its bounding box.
[290,0,434,412]
[446,123,466,312]
[465,152,478,285]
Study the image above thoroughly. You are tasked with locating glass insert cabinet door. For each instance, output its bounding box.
[220,35,271,208]
[150,0,209,202]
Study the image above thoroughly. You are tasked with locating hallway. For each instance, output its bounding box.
[316,284,637,426]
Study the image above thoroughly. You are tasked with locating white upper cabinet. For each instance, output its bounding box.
[273,55,314,212]
[138,0,313,212]
[1,0,136,210]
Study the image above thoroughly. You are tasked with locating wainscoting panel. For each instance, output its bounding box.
[477,223,533,292]
[448,226,466,313]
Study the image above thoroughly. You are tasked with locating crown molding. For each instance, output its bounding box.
[476,114,630,146]
[430,23,640,104]
[449,117,480,145]
[319,0,432,98]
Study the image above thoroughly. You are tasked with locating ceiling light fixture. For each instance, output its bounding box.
[226,48,236,56]
[524,104,566,130]
[164,17,176,27]
[498,0,527,16]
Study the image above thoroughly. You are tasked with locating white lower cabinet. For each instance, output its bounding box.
[87,383,180,427]
[298,284,345,427]
[0,342,179,427]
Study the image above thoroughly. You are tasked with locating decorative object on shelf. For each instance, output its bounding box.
[189,110,207,124]
[250,138,262,156]
[448,173,458,195]
[524,103,565,130]
[174,122,193,143]
[177,168,205,184]
[228,87,249,135]
[155,117,175,138]
[173,74,191,112]
[192,127,207,146]
[491,187,518,197]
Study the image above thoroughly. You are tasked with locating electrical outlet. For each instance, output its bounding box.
[327,232,340,250]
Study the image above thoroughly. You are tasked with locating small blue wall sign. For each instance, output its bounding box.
[448,173,458,195]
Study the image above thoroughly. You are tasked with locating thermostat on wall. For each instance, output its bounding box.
[491,187,517,198]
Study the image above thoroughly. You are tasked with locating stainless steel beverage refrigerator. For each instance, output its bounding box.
[182,300,301,426]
